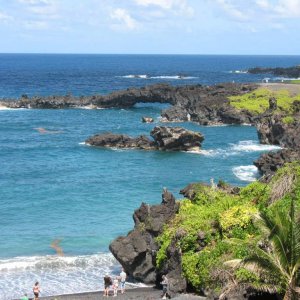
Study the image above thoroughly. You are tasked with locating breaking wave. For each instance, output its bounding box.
[0,253,119,300]
[232,165,259,182]
[117,75,197,80]
[230,140,281,152]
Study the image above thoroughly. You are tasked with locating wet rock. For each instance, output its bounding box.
[86,126,204,152]
[85,133,153,150]
[150,126,204,151]
[142,117,154,123]
[254,149,300,180]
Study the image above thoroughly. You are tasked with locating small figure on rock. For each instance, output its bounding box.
[161,275,169,299]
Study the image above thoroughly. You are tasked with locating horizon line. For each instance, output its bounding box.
[1,52,300,56]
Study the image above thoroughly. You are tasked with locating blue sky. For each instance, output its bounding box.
[0,0,300,54]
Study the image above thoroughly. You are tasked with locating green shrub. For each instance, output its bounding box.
[155,162,300,294]
[282,116,294,124]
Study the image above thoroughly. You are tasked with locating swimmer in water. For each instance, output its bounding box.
[34,127,63,134]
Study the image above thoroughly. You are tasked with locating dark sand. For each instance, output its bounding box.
[16,287,205,300]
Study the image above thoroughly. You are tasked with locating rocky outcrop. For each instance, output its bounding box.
[254,149,300,181]
[85,126,204,152]
[142,117,154,123]
[85,133,154,150]
[248,65,300,78]
[109,189,185,292]
[256,115,300,149]
[151,126,204,151]
[0,83,257,126]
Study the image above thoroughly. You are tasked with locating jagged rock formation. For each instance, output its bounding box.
[85,133,153,150]
[254,149,300,181]
[109,189,184,292]
[254,100,300,178]
[256,115,300,149]
[142,117,154,123]
[85,126,204,152]
[0,83,257,125]
[248,65,300,78]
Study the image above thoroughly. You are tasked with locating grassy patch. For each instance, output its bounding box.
[228,88,300,115]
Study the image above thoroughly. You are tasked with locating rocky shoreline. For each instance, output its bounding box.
[86,126,204,152]
[2,82,299,177]
[4,82,300,299]
[248,65,300,78]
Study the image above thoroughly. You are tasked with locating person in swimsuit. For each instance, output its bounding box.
[103,274,112,297]
[33,281,40,300]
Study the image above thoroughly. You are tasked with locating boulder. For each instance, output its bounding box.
[109,189,180,285]
[85,133,154,150]
[256,114,300,149]
[151,126,204,151]
[254,149,300,180]
[142,116,154,123]
[86,126,204,152]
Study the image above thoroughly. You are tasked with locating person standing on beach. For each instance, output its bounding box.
[33,281,40,300]
[104,274,112,297]
[120,268,127,294]
[113,276,119,297]
[161,275,169,299]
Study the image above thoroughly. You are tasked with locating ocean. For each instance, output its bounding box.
[0,54,299,299]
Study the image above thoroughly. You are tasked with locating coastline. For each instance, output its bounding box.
[13,287,206,300]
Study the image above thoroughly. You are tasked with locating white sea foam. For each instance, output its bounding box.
[117,75,197,80]
[229,70,248,74]
[233,165,259,182]
[119,74,148,79]
[230,140,281,152]
[0,253,119,300]
[198,140,281,158]
[151,75,197,79]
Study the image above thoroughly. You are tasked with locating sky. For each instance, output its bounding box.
[0,0,300,54]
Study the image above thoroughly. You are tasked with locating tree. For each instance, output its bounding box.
[242,197,300,300]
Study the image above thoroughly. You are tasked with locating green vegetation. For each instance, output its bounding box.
[290,80,300,84]
[282,116,295,124]
[155,162,300,297]
[228,88,300,115]
[240,197,300,300]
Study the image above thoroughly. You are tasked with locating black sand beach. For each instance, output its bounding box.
[15,287,206,300]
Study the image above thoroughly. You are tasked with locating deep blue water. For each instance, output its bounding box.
[1,54,300,98]
[0,54,297,299]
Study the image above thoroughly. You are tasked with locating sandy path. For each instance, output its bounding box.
[259,83,300,95]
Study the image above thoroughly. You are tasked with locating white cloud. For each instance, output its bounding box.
[0,11,13,22]
[18,0,58,17]
[274,0,300,17]
[216,0,249,21]
[134,0,194,17]
[23,20,49,29]
[110,8,139,30]
[255,0,270,9]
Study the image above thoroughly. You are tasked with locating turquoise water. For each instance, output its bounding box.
[0,54,295,299]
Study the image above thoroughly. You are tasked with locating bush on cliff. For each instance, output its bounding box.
[155,162,300,297]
